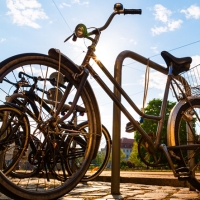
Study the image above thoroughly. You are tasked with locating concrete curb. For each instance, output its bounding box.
[94,176,189,187]
[93,172,191,187]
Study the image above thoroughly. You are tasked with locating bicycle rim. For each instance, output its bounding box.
[77,122,111,182]
[174,98,200,190]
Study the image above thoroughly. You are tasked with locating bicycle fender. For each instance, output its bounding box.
[2,102,30,134]
[4,102,25,112]
[48,48,80,73]
[167,96,200,146]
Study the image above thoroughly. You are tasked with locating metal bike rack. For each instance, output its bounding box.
[111,50,192,194]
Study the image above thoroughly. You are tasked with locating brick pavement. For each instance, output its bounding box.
[1,172,200,199]
[0,181,200,200]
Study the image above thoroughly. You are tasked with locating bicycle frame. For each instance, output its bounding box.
[53,10,197,155]
[48,34,200,183]
[86,52,172,151]
[48,8,200,179]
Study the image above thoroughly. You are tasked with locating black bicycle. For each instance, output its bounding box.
[2,73,111,182]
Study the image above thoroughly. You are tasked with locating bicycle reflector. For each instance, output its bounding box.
[47,88,63,102]
[49,72,65,85]
[74,24,88,38]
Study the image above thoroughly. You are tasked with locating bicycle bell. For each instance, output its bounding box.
[114,3,123,11]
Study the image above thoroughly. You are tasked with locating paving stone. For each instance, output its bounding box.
[1,181,200,199]
[171,193,199,199]
[102,194,124,199]
[133,192,168,199]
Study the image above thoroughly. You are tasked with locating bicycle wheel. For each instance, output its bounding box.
[64,122,111,182]
[174,98,200,190]
[0,105,30,175]
[0,53,101,199]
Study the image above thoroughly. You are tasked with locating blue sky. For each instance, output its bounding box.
[1,0,200,139]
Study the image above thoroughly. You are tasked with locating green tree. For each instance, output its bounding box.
[120,148,126,161]
[133,98,176,166]
[134,98,176,143]
[108,148,127,167]
[92,151,106,166]
[129,141,145,167]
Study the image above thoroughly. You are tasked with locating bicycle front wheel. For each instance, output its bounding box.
[174,98,200,190]
[0,53,101,199]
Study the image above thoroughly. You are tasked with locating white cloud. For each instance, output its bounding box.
[151,26,168,35]
[6,0,48,28]
[129,39,137,45]
[59,3,71,8]
[153,4,171,23]
[151,4,183,36]
[72,0,89,5]
[168,19,182,31]
[0,38,6,43]
[151,46,159,54]
[181,5,200,19]
[141,71,166,91]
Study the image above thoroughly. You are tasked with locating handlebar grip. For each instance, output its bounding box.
[124,9,142,15]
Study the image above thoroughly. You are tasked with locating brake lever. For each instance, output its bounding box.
[64,33,77,42]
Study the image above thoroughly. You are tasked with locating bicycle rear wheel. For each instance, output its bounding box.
[0,53,101,199]
[64,122,111,182]
[174,98,200,190]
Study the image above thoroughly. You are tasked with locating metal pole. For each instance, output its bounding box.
[111,53,123,194]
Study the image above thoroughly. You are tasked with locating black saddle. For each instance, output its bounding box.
[161,51,192,76]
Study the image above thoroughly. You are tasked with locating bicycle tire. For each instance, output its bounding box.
[9,134,42,178]
[0,53,101,200]
[6,93,47,178]
[174,98,200,190]
[0,105,30,174]
[64,122,111,182]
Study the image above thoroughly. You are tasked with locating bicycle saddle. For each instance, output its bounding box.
[161,51,192,76]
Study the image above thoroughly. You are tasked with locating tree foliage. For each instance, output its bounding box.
[129,141,145,167]
[134,98,176,143]
[131,98,176,167]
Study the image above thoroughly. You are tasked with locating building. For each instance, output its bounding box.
[120,137,134,160]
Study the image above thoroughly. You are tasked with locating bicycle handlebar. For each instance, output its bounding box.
[97,8,141,33]
[64,3,142,42]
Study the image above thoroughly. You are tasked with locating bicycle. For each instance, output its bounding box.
[0,2,199,200]
[0,54,102,199]
[3,75,111,182]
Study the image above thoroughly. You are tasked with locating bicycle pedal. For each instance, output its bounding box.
[125,121,139,133]
[175,167,190,173]
[175,167,191,180]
